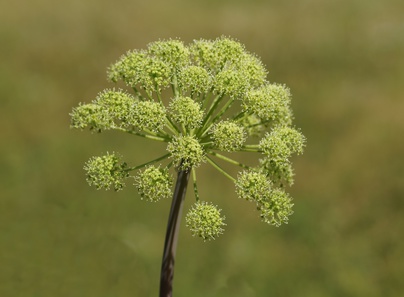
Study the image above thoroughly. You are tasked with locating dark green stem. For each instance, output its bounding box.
[159,161,191,297]
[124,153,170,172]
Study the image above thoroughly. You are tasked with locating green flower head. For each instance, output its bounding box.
[259,126,306,161]
[130,100,167,132]
[135,165,173,202]
[71,36,306,239]
[177,66,212,95]
[147,39,190,69]
[167,135,205,170]
[95,89,137,127]
[259,188,294,227]
[169,96,204,131]
[107,50,147,85]
[235,169,271,203]
[211,120,247,152]
[84,152,129,191]
[243,83,293,126]
[70,103,114,132]
[259,158,295,187]
[186,201,226,241]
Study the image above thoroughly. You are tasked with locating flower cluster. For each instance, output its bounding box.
[185,201,226,241]
[83,152,129,191]
[169,96,204,131]
[135,165,173,202]
[70,37,305,240]
[167,135,205,170]
[211,120,247,152]
[235,170,293,226]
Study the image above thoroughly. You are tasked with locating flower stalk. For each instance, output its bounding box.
[159,162,191,297]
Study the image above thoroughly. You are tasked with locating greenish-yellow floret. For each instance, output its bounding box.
[213,68,250,98]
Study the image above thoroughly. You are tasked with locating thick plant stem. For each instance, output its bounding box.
[159,162,191,297]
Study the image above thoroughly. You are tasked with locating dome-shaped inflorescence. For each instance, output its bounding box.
[70,37,306,239]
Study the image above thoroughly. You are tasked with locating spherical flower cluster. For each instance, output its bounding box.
[95,89,136,125]
[167,135,205,170]
[84,153,129,191]
[169,97,204,131]
[259,189,294,227]
[275,126,306,155]
[71,36,306,239]
[213,68,250,99]
[177,66,212,95]
[70,103,113,132]
[135,165,173,202]
[211,120,246,152]
[130,100,166,132]
[107,50,146,85]
[108,50,172,96]
[141,58,172,95]
[190,38,245,72]
[70,89,137,132]
[235,169,293,226]
[259,132,291,161]
[259,126,306,161]
[185,201,226,241]
[147,39,190,68]
[259,158,294,187]
[243,84,293,126]
[235,170,271,203]
[240,53,267,87]
[189,38,267,95]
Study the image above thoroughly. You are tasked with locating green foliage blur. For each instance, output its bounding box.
[1,0,403,296]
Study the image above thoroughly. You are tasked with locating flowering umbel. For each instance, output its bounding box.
[70,37,306,240]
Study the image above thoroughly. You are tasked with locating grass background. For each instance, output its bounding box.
[1,0,403,296]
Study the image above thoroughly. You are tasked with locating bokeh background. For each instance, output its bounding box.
[1,0,403,296]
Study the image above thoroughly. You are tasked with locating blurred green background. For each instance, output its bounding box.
[1,0,403,296]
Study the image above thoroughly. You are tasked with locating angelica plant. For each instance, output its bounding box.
[70,37,305,297]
